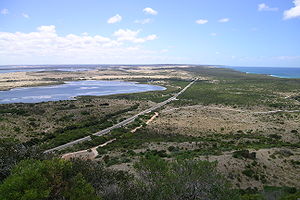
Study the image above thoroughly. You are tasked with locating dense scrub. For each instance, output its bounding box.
[1,138,299,200]
[0,98,140,148]
[91,127,299,161]
[174,79,300,109]
[0,138,239,200]
[39,104,139,149]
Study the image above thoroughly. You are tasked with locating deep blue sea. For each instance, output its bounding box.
[0,80,165,104]
[225,66,300,78]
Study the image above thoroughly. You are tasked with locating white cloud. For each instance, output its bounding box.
[283,0,300,19]
[195,19,208,24]
[134,18,152,24]
[143,7,158,15]
[0,25,166,64]
[37,25,56,33]
[113,29,157,43]
[107,14,122,24]
[258,3,278,11]
[218,18,230,23]
[1,8,9,15]
[22,13,30,19]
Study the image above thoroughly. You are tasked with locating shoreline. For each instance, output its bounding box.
[0,80,166,104]
[221,66,300,79]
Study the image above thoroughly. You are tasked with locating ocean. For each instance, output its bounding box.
[224,66,300,78]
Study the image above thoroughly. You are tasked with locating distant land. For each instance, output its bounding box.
[1,64,300,78]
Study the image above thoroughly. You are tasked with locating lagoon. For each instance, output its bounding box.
[0,80,165,104]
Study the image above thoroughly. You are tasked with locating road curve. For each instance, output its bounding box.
[44,78,197,153]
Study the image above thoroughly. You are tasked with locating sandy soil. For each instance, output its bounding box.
[204,148,300,189]
[58,102,299,189]
[108,141,300,189]
[149,105,300,142]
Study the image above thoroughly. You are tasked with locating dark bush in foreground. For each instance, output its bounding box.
[0,138,45,182]
[0,156,239,200]
[0,159,99,200]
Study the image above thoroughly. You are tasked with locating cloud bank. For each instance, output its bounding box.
[113,29,157,43]
[0,25,165,64]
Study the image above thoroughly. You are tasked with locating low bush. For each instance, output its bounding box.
[233,150,256,159]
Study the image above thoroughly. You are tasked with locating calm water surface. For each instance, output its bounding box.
[0,80,165,104]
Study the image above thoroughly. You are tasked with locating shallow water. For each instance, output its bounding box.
[0,80,165,104]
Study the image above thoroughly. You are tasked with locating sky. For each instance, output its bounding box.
[0,0,300,67]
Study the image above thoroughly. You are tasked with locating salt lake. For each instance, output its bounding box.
[0,80,165,104]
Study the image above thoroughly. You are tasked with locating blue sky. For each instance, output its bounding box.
[0,0,300,67]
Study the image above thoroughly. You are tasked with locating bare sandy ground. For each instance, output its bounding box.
[204,148,300,189]
[149,105,300,143]
[108,141,300,189]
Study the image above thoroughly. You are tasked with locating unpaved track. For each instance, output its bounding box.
[61,139,116,160]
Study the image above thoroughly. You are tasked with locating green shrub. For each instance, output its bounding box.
[242,169,255,178]
[167,145,179,152]
[0,159,99,200]
[128,156,240,200]
[233,150,256,159]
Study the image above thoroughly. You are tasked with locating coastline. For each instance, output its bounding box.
[222,66,300,79]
